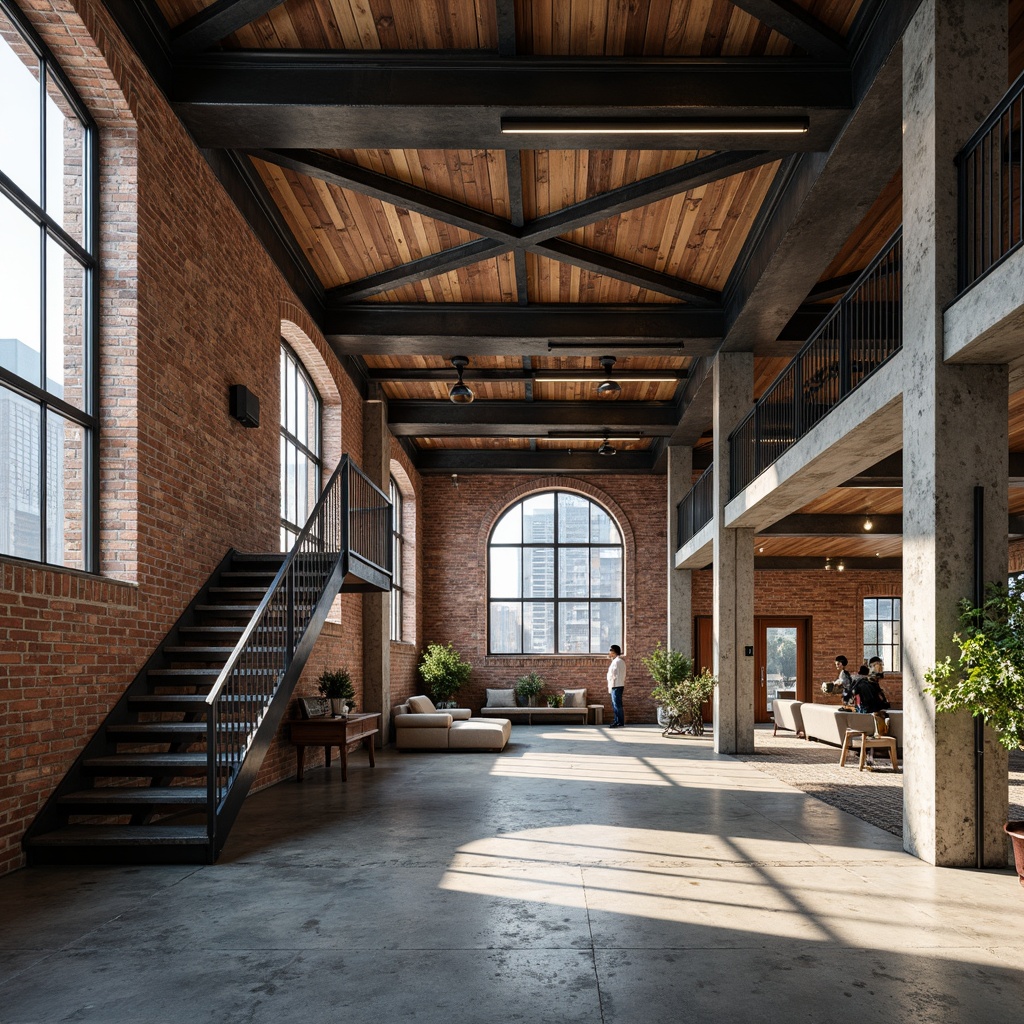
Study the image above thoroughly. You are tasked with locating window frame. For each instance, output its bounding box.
[389,475,404,641]
[863,595,902,672]
[0,0,98,570]
[279,341,322,549]
[487,490,624,656]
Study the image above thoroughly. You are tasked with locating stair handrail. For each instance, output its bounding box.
[204,455,392,851]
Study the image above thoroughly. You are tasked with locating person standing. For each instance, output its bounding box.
[607,645,626,728]
[833,655,854,702]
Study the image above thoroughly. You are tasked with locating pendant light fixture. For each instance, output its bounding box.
[448,356,474,404]
[596,355,621,396]
[597,436,617,456]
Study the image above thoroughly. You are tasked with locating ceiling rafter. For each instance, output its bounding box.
[170,0,287,56]
[727,0,848,62]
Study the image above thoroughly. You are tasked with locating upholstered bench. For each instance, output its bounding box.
[480,706,589,724]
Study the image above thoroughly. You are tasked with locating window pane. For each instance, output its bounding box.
[863,598,877,618]
[524,602,553,653]
[279,435,287,518]
[523,546,553,597]
[863,622,877,644]
[590,505,619,543]
[295,376,307,446]
[591,602,621,652]
[492,504,521,543]
[558,492,589,542]
[558,601,590,652]
[490,602,521,653]
[490,547,521,598]
[877,598,892,619]
[522,493,554,542]
[591,547,622,598]
[0,195,41,385]
[559,547,589,598]
[0,15,41,202]
[44,75,85,244]
[307,386,319,456]
[0,386,41,561]
[46,240,85,403]
[46,411,84,569]
[893,598,901,617]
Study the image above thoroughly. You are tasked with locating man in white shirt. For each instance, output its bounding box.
[607,645,626,728]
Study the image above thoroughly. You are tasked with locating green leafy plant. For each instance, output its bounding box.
[318,669,355,704]
[546,693,564,708]
[515,671,545,706]
[643,642,717,736]
[925,582,1024,750]
[417,642,472,705]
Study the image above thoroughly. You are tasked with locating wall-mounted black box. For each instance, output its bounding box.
[229,384,260,428]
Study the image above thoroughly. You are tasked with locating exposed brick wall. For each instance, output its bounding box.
[0,0,367,875]
[420,473,667,726]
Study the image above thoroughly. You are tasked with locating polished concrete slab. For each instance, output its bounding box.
[0,725,1021,1023]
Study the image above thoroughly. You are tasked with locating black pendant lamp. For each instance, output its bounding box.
[596,355,621,396]
[448,355,474,404]
[598,436,617,456]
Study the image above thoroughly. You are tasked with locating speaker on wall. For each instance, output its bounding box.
[229,384,260,428]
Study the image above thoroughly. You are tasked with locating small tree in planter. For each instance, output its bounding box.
[418,642,472,708]
[643,643,717,736]
[515,672,545,707]
[925,582,1024,882]
[318,668,355,715]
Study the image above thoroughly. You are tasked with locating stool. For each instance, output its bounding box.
[840,728,899,771]
[588,704,604,725]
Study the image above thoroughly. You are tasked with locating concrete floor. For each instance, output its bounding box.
[1,724,1022,1024]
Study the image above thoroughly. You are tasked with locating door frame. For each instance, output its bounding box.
[755,617,812,723]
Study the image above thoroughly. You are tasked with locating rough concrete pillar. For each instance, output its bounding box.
[712,353,755,754]
[667,445,693,656]
[362,400,392,746]
[902,0,1009,865]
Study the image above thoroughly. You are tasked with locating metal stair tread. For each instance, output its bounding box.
[107,722,208,736]
[84,752,209,768]
[59,787,207,805]
[26,825,209,847]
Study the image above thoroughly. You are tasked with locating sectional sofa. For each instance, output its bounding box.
[772,699,903,749]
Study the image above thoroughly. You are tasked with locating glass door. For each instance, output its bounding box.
[755,618,807,723]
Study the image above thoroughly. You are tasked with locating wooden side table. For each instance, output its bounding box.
[290,712,381,781]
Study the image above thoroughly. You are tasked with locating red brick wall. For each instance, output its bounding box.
[420,473,667,725]
[0,0,366,875]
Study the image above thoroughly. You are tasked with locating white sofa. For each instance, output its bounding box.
[393,695,511,751]
[772,699,805,737]
[799,702,903,749]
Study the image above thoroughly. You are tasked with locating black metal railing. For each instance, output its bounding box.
[957,70,1024,294]
[730,229,902,496]
[677,463,714,548]
[205,456,391,847]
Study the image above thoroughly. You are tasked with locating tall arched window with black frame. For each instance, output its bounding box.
[390,476,403,641]
[279,342,321,550]
[0,1,97,570]
[488,491,623,654]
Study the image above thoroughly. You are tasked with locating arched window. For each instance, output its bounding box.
[0,2,97,569]
[489,491,623,654]
[390,475,404,641]
[279,342,321,549]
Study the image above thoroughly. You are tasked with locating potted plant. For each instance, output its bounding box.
[925,582,1024,883]
[515,672,545,707]
[546,693,564,708]
[643,642,717,737]
[318,668,355,716]
[417,641,472,708]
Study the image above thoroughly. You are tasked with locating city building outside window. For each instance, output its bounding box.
[0,1,97,570]
[279,342,321,549]
[390,476,403,641]
[488,491,623,654]
[863,596,901,671]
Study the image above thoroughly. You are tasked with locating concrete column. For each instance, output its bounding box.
[362,400,392,746]
[712,353,755,754]
[902,0,1009,866]
[667,445,693,656]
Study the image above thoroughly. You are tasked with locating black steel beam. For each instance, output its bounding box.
[324,304,723,357]
[367,368,687,382]
[758,514,902,535]
[727,1,848,61]
[388,401,679,436]
[755,556,902,570]
[170,54,851,150]
[170,0,286,56]
[837,452,902,487]
[416,450,656,473]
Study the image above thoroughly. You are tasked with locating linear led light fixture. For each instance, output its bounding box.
[533,376,680,383]
[501,117,809,135]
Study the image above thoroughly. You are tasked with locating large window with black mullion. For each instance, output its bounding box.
[279,342,321,550]
[489,491,623,654]
[0,1,97,570]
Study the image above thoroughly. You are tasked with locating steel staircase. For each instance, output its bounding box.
[23,456,391,866]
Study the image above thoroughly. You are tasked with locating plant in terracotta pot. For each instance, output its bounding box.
[515,672,545,707]
[417,641,472,708]
[318,668,355,716]
[643,642,717,737]
[924,582,1024,883]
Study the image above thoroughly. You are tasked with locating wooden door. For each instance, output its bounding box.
[694,616,713,724]
[755,617,809,723]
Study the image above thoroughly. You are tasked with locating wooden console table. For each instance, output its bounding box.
[290,712,381,781]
